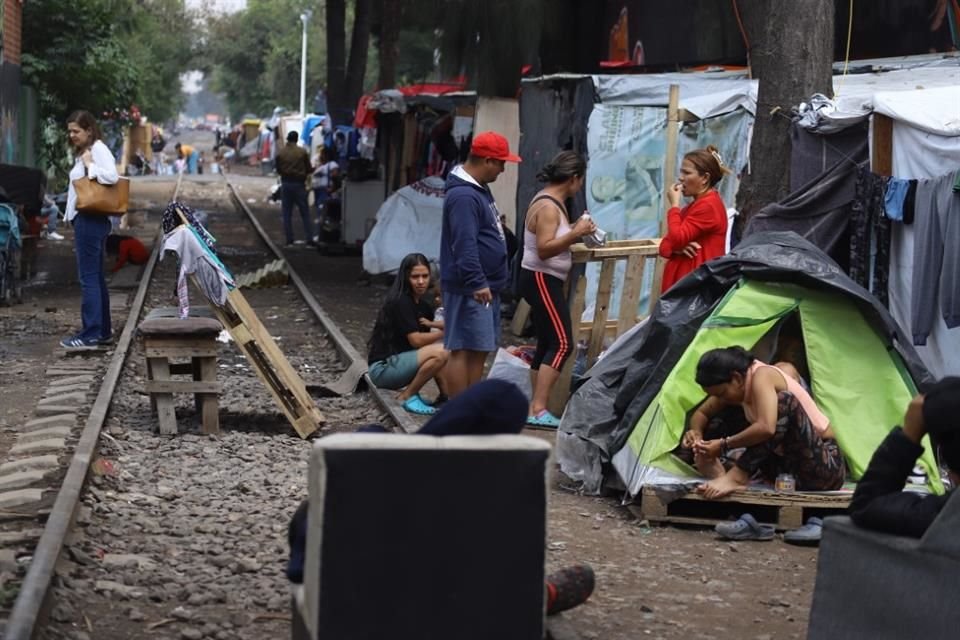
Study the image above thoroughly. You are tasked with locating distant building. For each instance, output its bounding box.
[0,0,28,165]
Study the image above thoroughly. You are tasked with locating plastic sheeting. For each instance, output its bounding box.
[362,177,445,275]
[797,62,960,134]
[556,231,932,495]
[591,72,756,118]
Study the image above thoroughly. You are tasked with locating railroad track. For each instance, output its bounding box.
[1,174,417,640]
[2,173,580,640]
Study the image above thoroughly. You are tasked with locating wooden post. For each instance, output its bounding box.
[661,84,681,237]
[872,114,894,177]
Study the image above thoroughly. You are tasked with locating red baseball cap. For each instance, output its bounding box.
[470,131,521,163]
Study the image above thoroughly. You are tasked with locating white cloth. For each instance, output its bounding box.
[311,161,339,190]
[161,226,235,316]
[65,139,119,222]
[362,177,446,274]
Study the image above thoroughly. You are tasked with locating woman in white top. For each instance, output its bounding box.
[519,151,595,428]
[61,110,119,350]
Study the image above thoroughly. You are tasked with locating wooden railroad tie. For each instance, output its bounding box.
[632,485,852,531]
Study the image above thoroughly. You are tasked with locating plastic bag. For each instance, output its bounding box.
[487,348,532,401]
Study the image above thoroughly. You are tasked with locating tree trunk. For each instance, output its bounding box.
[735,0,834,222]
[344,0,373,114]
[326,0,348,123]
[377,0,402,89]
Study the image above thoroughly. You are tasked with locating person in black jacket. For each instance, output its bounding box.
[849,377,960,537]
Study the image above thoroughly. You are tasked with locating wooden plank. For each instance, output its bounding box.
[198,356,220,435]
[661,84,680,237]
[571,243,660,263]
[547,273,588,416]
[647,258,666,316]
[586,259,616,364]
[616,253,646,335]
[145,380,222,394]
[143,337,217,349]
[510,298,531,337]
[144,346,218,358]
[872,113,893,177]
[231,323,254,345]
[147,358,178,435]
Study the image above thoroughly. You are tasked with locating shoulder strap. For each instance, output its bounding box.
[529,194,568,217]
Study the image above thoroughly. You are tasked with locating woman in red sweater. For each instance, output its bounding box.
[659,145,731,293]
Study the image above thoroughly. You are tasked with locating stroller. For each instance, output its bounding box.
[0,201,22,305]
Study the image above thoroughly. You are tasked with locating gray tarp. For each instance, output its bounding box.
[557,231,932,494]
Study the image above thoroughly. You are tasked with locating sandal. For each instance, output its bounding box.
[714,513,775,541]
[526,410,561,429]
[402,394,437,416]
[60,336,101,351]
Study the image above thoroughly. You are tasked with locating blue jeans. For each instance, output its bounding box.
[73,214,111,341]
[281,179,314,243]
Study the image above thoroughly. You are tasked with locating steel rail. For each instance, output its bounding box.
[5,173,184,639]
[223,178,420,434]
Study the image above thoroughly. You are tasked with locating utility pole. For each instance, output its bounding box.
[299,9,313,118]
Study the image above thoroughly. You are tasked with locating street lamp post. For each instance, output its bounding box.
[299,9,313,118]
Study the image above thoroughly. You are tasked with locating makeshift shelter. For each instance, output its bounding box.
[362,176,445,274]
[517,71,757,320]
[556,231,940,497]
[745,54,960,378]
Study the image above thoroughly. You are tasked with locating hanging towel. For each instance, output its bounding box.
[903,180,918,225]
[883,178,910,221]
[910,169,960,345]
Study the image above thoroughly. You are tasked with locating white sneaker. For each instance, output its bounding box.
[293,240,306,245]
[47,231,65,241]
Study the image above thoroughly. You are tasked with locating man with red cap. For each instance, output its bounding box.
[439,131,521,397]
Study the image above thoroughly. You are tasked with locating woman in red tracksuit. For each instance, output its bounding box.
[659,145,731,293]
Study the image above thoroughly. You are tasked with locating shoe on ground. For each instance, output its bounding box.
[98,335,114,346]
[402,394,437,415]
[60,336,101,351]
[714,513,775,541]
[526,410,560,429]
[783,517,823,546]
[47,231,65,241]
[546,564,595,615]
[293,239,306,245]
[284,241,295,248]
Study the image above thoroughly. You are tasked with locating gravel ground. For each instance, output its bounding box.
[40,184,388,640]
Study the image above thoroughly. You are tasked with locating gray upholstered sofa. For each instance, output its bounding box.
[807,490,960,639]
[292,433,553,640]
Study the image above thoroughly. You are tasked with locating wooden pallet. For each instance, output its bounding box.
[632,485,851,531]
[174,208,324,438]
[206,286,324,438]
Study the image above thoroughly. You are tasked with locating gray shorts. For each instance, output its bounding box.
[368,350,419,390]
[442,290,500,352]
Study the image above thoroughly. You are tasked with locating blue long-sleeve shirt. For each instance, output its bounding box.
[439,169,508,295]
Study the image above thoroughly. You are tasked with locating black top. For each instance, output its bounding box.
[848,427,952,538]
[368,294,435,364]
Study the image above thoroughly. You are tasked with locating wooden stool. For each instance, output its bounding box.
[137,314,223,435]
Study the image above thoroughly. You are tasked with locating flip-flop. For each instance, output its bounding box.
[402,394,437,416]
[714,513,775,541]
[526,410,560,429]
[784,517,823,546]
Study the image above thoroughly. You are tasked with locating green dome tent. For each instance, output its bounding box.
[557,231,941,497]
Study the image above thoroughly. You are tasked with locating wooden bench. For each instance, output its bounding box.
[138,312,223,435]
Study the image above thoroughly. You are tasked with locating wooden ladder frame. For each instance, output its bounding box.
[174,208,324,438]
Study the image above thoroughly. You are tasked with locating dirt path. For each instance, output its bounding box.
[231,177,817,640]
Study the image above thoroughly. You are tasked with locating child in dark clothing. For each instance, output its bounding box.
[105,234,148,272]
[849,377,960,537]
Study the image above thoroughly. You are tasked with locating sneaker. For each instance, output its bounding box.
[60,336,101,351]
[293,239,306,245]
[97,335,114,346]
[402,394,437,416]
[546,564,595,615]
[47,231,65,241]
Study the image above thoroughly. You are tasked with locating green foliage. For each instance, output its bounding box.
[22,0,198,173]
[203,0,329,121]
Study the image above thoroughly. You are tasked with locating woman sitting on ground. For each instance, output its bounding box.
[367,253,449,416]
[658,145,731,293]
[519,151,596,427]
[684,346,845,499]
